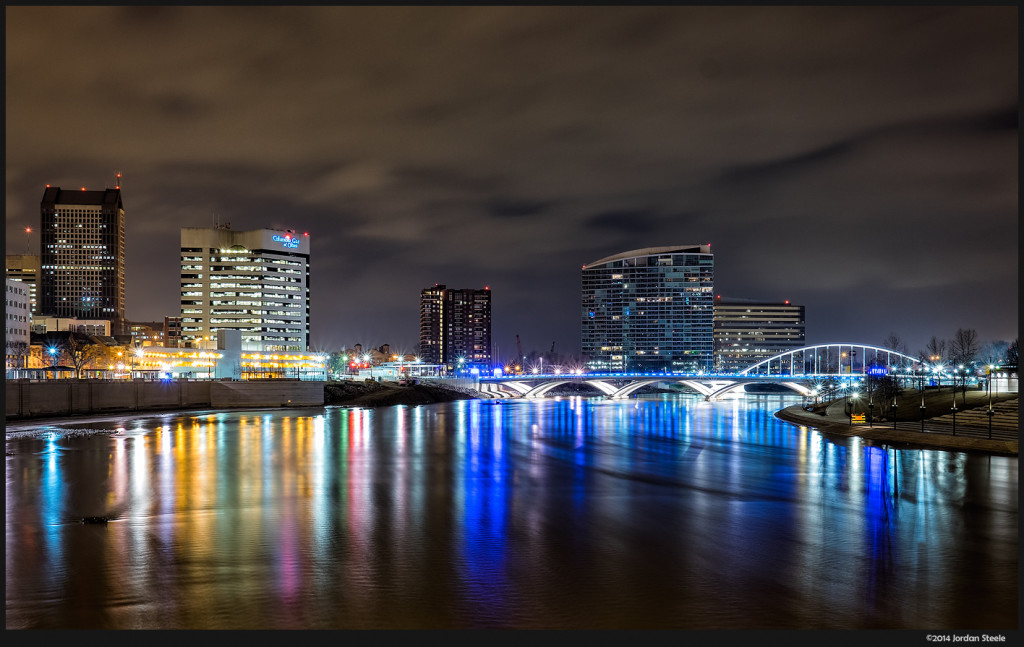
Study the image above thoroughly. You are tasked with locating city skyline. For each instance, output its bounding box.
[6,6,1018,358]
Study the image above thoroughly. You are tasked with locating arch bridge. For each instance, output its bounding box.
[477,343,921,401]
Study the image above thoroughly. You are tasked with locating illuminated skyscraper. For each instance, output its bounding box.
[180,226,310,351]
[713,297,805,372]
[39,187,125,334]
[582,245,714,373]
[419,284,491,369]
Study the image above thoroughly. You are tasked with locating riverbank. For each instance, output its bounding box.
[324,379,484,407]
[775,389,1018,456]
[4,378,487,426]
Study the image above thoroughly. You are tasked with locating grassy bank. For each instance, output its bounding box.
[809,386,1016,421]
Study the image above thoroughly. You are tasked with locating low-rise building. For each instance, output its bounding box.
[31,316,111,336]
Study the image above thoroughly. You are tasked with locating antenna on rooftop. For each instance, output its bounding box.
[114,171,122,191]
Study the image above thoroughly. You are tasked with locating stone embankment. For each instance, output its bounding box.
[324,379,483,408]
[6,379,325,421]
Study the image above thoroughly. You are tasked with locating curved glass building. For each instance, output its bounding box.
[582,245,714,373]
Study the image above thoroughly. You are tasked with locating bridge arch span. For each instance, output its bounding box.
[705,380,814,400]
[609,379,714,399]
[524,379,620,398]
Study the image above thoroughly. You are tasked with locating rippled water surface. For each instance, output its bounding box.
[5,395,1018,629]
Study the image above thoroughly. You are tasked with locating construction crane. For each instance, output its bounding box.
[515,334,524,375]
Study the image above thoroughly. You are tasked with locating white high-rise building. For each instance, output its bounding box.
[5,278,31,375]
[6,278,32,346]
[180,225,310,351]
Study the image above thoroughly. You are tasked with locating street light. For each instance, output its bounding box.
[920,369,928,432]
[986,364,995,439]
[132,346,144,379]
[950,369,958,436]
[47,346,59,379]
[867,378,874,425]
[891,389,898,430]
[849,390,860,425]
[958,364,967,409]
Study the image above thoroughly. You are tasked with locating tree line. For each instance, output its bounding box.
[881,330,1017,372]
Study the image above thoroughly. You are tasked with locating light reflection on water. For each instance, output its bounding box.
[5,395,1018,629]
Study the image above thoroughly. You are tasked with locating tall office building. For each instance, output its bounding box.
[39,187,125,333]
[5,254,40,315]
[713,297,806,372]
[582,245,714,373]
[419,284,491,369]
[180,226,310,351]
[419,284,446,364]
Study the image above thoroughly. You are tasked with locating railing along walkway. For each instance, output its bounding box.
[869,399,1018,443]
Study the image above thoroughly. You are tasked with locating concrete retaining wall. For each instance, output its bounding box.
[210,380,323,408]
[5,379,323,420]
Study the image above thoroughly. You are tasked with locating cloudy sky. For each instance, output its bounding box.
[6,5,1018,360]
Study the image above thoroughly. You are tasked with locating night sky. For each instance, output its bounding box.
[5,6,1018,360]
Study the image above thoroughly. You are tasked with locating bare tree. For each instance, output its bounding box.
[63,334,105,379]
[948,328,980,368]
[6,340,30,370]
[978,340,1010,366]
[881,333,908,355]
[1005,339,1019,371]
[867,374,903,419]
[919,336,947,364]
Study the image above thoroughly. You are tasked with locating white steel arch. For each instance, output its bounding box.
[739,343,921,376]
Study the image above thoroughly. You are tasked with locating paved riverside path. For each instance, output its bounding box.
[775,390,1019,456]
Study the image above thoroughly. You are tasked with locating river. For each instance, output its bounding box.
[4,394,1018,629]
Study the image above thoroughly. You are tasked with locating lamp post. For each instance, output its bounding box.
[892,392,898,430]
[986,365,994,439]
[867,377,874,425]
[920,371,927,432]
[849,390,859,425]
[950,367,958,437]
[131,345,144,379]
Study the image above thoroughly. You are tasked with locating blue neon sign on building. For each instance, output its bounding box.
[272,234,300,249]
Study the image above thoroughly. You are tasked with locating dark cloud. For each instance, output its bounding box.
[5,5,1017,357]
[586,209,660,234]
[156,93,212,120]
[718,140,855,185]
[485,198,552,219]
[963,105,1018,133]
